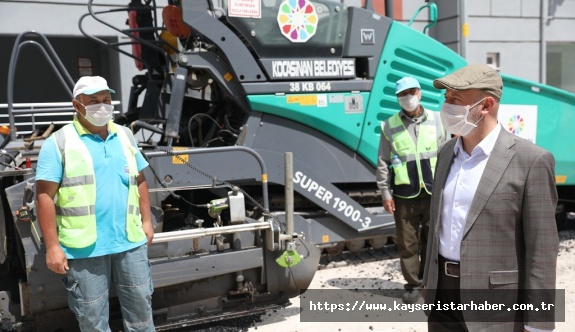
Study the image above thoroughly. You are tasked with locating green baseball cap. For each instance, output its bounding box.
[433,64,503,100]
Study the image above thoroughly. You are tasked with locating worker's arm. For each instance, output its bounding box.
[376,124,395,214]
[137,170,154,246]
[36,180,68,274]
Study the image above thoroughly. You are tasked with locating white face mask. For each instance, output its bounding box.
[398,94,420,112]
[440,97,486,136]
[79,103,114,127]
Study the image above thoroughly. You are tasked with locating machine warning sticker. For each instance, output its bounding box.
[286,95,317,106]
[345,95,363,114]
[228,0,261,18]
[172,147,189,164]
[286,94,327,107]
[317,95,328,107]
[498,104,537,143]
[277,0,318,43]
[329,95,344,103]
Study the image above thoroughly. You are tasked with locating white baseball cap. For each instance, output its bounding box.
[395,76,421,95]
[73,76,116,98]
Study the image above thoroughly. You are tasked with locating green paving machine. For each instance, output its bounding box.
[1,0,574,330]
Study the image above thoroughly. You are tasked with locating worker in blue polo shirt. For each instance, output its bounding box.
[376,76,447,304]
[36,76,155,331]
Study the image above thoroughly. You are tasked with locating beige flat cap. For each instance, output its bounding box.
[433,64,503,100]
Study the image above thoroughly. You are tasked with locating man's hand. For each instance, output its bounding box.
[383,199,395,215]
[46,246,69,274]
[142,220,155,247]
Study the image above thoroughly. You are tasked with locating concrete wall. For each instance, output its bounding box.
[426,0,575,90]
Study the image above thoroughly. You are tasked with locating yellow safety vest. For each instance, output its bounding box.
[53,120,146,248]
[382,110,441,198]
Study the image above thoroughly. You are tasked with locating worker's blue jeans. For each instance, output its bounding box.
[62,244,155,332]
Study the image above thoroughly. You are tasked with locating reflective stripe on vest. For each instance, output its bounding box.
[114,123,146,243]
[53,122,145,248]
[382,111,441,198]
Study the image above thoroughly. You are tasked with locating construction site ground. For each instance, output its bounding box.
[245,228,575,332]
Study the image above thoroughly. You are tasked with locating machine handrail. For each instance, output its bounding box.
[408,2,438,34]
[6,31,76,141]
[0,101,121,137]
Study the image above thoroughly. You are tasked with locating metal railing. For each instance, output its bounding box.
[0,101,121,137]
[6,31,76,141]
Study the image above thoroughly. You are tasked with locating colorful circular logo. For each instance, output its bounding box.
[507,114,525,134]
[277,0,318,43]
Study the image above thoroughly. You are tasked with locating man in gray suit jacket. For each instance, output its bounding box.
[422,64,559,332]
